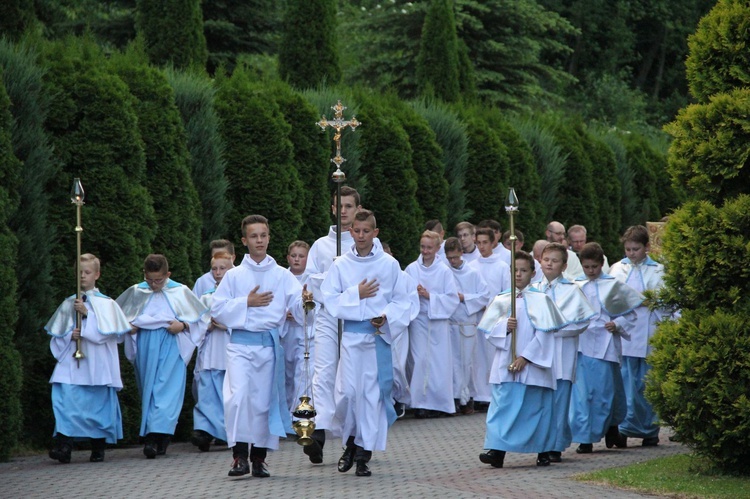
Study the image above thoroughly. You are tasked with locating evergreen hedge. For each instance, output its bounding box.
[278,0,340,89]
[685,0,750,102]
[166,68,230,268]
[135,0,208,70]
[215,67,303,259]
[416,0,460,102]
[110,49,203,284]
[0,74,22,462]
[1,40,59,448]
[664,89,750,204]
[353,88,421,263]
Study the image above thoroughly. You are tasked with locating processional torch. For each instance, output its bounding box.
[506,188,519,371]
[292,294,317,446]
[71,178,86,366]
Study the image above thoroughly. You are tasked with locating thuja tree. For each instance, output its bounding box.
[165,68,230,267]
[278,0,340,89]
[416,0,460,103]
[135,0,208,70]
[649,0,750,474]
[41,38,155,300]
[588,136,621,258]
[479,108,544,237]
[353,88,421,263]
[461,113,509,224]
[0,40,59,447]
[270,79,330,245]
[391,96,449,227]
[0,74,23,462]
[110,49,203,284]
[411,99,470,231]
[215,67,303,259]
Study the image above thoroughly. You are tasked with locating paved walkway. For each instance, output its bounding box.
[1,414,686,499]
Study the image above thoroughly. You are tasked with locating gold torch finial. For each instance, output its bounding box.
[71,178,86,365]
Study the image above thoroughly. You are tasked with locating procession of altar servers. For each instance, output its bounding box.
[47,222,669,470]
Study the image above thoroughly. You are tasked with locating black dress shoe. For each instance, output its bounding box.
[479,449,505,468]
[338,446,355,473]
[548,451,562,463]
[414,409,427,419]
[192,430,212,452]
[536,452,551,466]
[355,461,371,477]
[575,443,593,454]
[303,439,323,464]
[90,450,105,462]
[156,435,170,455]
[228,457,250,476]
[642,437,660,447]
[251,459,270,478]
[605,425,620,449]
[143,442,157,459]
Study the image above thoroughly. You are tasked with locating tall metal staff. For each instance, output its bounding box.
[316,100,361,347]
[71,178,86,366]
[505,188,519,369]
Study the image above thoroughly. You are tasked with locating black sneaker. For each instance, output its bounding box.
[394,402,406,419]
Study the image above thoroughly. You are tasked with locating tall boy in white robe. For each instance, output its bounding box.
[303,185,361,464]
[443,237,490,414]
[211,215,312,478]
[570,242,643,454]
[477,250,569,468]
[455,221,480,264]
[193,239,235,298]
[406,230,460,417]
[471,228,511,410]
[190,251,233,452]
[537,243,595,462]
[45,254,131,463]
[321,209,413,477]
[117,254,208,459]
[609,225,671,447]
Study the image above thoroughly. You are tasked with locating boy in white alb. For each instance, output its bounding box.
[406,230,460,418]
[537,243,595,462]
[117,254,207,459]
[211,215,312,478]
[570,242,643,454]
[46,254,131,463]
[191,252,234,452]
[477,251,568,468]
[322,209,414,477]
[303,186,361,463]
[443,237,490,414]
[193,239,235,298]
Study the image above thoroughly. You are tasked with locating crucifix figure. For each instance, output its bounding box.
[317,100,360,182]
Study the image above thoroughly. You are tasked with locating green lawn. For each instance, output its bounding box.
[575,453,750,498]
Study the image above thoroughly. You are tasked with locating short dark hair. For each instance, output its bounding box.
[444,237,462,253]
[475,227,495,243]
[621,225,649,246]
[144,254,169,273]
[333,185,361,206]
[241,215,269,236]
[477,219,502,233]
[353,208,376,228]
[579,242,605,264]
[541,242,568,263]
[425,219,443,233]
[502,229,524,244]
[515,250,535,269]
[209,239,235,255]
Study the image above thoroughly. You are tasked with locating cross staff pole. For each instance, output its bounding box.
[316,100,361,351]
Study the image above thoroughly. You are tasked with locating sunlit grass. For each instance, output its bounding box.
[575,453,750,498]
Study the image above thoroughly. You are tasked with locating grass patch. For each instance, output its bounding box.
[575,453,750,498]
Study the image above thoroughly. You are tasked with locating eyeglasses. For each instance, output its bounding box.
[145,277,167,285]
